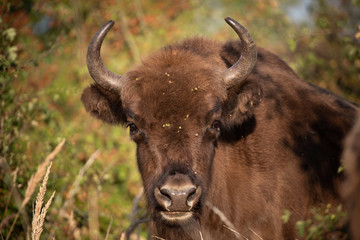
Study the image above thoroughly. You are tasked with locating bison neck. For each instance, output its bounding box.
[203,82,357,239]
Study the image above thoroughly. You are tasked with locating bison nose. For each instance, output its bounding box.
[155,186,202,212]
[154,174,201,212]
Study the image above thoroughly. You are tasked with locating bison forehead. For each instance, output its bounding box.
[125,75,222,125]
[121,48,227,124]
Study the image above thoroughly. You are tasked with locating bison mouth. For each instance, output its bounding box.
[160,211,194,221]
[154,209,201,227]
[153,210,203,239]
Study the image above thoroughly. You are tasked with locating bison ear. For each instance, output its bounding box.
[81,84,126,125]
[221,80,263,129]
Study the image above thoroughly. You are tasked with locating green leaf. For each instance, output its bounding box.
[296,220,306,237]
[282,209,292,223]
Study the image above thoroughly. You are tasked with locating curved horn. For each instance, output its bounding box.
[87,20,123,94]
[222,17,257,89]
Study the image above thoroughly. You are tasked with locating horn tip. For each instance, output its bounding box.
[224,17,236,25]
[106,20,115,27]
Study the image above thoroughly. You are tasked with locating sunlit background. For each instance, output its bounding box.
[1,0,360,239]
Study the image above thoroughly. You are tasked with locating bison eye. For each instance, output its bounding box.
[126,122,139,135]
[211,120,221,131]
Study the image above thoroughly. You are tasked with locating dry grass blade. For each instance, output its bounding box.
[205,201,247,240]
[249,227,263,240]
[124,188,149,239]
[104,216,113,240]
[223,225,248,240]
[22,139,65,209]
[32,161,56,240]
[0,213,16,230]
[56,150,99,240]
[88,184,100,240]
[129,188,144,222]
[1,156,30,239]
[5,139,65,240]
[199,231,204,240]
[1,167,18,228]
[119,232,126,240]
[152,236,166,240]
[65,150,100,203]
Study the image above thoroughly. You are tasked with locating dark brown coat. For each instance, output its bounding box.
[82,19,358,239]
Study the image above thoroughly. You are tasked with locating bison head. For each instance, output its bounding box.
[81,18,257,229]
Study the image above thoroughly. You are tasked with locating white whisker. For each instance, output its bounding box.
[152,235,166,240]
[199,230,204,240]
[223,224,248,240]
[205,201,247,240]
[249,227,263,240]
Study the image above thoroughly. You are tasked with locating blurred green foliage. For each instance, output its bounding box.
[0,0,359,239]
[289,0,360,100]
[295,204,348,239]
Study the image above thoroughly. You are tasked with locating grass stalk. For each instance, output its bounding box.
[31,162,55,240]
[205,201,245,240]
[22,139,65,209]
[1,167,18,229]
[58,150,99,239]
[4,139,65,240]
[104,216,113,240]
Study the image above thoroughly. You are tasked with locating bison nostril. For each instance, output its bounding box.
[154,187,172,210]
[160,187,174,197]
[187,187,196,196]
[187,186,202,208]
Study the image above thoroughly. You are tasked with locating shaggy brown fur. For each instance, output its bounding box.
[82,35,358,239]
[343,113,360,240]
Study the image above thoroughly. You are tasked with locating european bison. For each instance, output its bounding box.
[81,18,358,239]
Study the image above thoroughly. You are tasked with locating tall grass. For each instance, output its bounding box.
[31,162,56,240]
[4,140,65,240]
